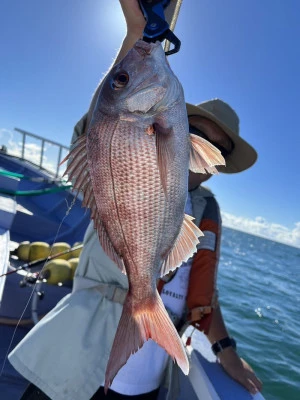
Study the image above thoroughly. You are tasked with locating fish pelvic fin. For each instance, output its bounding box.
[160,214,203,277]
[104,290,189,392]
[189,133,225,174]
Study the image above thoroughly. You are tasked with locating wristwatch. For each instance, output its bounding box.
[211,337,237,356]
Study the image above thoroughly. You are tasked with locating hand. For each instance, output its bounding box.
[218,347,263,395]
[119,0,146,39]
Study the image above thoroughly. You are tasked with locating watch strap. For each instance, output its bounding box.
[211,337,237,356]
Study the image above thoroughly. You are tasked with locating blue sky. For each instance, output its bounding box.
[1,0,299,246]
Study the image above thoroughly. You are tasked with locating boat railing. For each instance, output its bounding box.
[0,127,70,177]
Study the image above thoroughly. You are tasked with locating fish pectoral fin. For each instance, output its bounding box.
[155,123,175,195]
[160,214,203,277]
[189,133,225,174]
[126,86,166,113]
[104,290,189,392]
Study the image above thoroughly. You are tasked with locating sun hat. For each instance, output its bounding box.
[186,99,257,173]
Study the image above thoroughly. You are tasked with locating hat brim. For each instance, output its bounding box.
[186,103,257,173]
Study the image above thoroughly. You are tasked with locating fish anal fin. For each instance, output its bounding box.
[104,290,189,392]
[160,214,203,277]
[155,123,175,195]
[189,133,225,174]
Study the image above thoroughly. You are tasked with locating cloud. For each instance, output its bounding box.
[221,211,300,248]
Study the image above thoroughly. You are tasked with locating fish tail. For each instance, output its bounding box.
[104,289,189,392]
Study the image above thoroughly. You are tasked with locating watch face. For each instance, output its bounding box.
[211,341,221,355]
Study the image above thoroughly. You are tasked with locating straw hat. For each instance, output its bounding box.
[164,4,257,173]
[186,100,257,173]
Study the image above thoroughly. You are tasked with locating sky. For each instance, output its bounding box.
[0,0,299,247]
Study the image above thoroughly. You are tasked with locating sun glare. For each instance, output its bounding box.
[94,0,126,42]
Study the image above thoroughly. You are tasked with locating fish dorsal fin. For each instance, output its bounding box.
[160,214,203,277]
[62,134,126,274]
[62,134,90,193]
[155,123,174,195]
[189,133,225,174]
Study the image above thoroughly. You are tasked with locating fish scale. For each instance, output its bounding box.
[110,124,164,271]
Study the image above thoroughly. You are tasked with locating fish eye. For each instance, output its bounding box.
[112,71,129,89]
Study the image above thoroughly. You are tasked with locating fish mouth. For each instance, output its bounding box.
[134,39,160,57]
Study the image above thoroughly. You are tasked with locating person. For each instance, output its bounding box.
[9,1,262,399]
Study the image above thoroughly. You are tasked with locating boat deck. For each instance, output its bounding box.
[0,147,90,398]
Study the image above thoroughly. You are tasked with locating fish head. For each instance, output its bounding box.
[93,40,183,119]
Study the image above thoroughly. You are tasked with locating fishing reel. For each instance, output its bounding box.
[19,272,45,299]
[19,271,40,286]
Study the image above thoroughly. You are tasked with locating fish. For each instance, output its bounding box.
[63,39,225,391]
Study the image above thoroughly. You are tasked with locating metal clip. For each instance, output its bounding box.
[139,0,181,55]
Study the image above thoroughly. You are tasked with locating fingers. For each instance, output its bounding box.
[243,377,261,396]
[238,367,263,395]
[251,374,263,393]
[220,354,263,395]
[119,0,146,37]
[240,358,263,394]
[246,379,259,395]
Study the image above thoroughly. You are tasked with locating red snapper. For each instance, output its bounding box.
[63,39,225,390]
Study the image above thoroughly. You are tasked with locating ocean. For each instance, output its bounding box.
[205,227,300,400]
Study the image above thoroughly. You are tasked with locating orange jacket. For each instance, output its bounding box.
[187,189,222,334]
[186,191,221,334]
[158,187,221,334]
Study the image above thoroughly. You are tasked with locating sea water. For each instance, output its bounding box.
[199,227,300,400]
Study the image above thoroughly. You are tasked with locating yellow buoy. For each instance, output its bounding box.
[28,242,50,262]
[51,242,71,260]
[40,259,72,284]
[69,242,83,259]
[17,241,31,261]
[68,257,79,278]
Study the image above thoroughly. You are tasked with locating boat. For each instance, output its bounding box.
[0,128,264,399]
[0,128,90,399]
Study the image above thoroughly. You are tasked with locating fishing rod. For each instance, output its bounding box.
[0,184,72,197]
[0,169,72,196]
[0,244,83,278]
[0,169,68,184]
